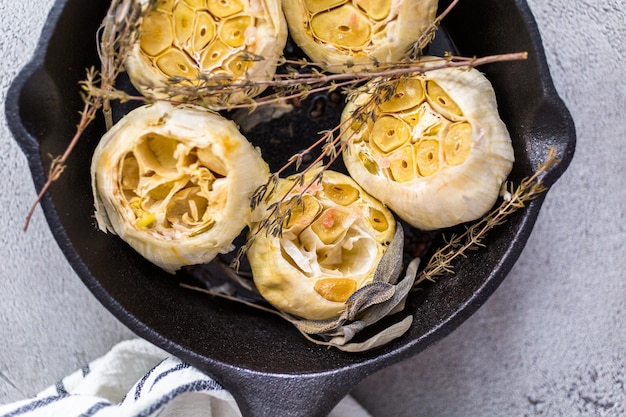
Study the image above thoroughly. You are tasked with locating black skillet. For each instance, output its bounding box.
[6,0,575,415]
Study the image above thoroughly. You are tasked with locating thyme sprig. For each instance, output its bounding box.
[140,53,528,112]
[22,0,146,231]
[413,146,560,287]
[408,0,462,59]
[80,52,528,115]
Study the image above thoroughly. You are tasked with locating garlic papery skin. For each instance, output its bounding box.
[91,102,270,273]
[281,0,438,73]
[341,61,515,230]
[247,170,396,320]
[125,0,287,106]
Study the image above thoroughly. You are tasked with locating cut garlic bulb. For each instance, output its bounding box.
[125,0,287,106]
[247,169,396,320]
[91,102,270,273]
[281,0,438,72]
[341,61,515,230]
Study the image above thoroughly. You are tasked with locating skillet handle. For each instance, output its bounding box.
[217,367,367,417]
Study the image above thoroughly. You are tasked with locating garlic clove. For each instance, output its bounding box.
[183,0,204,8]
[139,11,172,56]
[414,139,439,177]
[322,181,360,206]
[206,0,245,18]
[310,5,372,49]
[444,122,473,165]
[371,115,411,153]
[313,278,357,303]
[192,12,216,52]
[425,79,464,121]
[379,78,425,113]
[303,0,345,15]
[282,195,322,235]
[310,208,350,245]
[219,15,252,48]
[355,0,392,21]
[173,1,196,46]
[388,145,415,183]
[155,48,199,79]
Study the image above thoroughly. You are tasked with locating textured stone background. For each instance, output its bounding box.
[1,0,624,416]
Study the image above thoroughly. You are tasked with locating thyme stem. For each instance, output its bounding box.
[23,98,99,231]
[22,0,144,231]
[413,147,559,287]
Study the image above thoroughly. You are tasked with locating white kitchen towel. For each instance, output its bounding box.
[0,339,371,417]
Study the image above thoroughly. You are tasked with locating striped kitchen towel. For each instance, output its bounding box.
[0,339,371,417]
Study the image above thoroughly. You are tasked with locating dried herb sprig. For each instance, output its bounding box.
[407,0,462,59]
[140,52,528,113]
[80,51,527,117]
[413,146,560,287]
[22,0,147,231]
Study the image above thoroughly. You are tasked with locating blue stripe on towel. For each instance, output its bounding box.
[135,379,224,417]
[134,359,166,400]
[149,362,190,391]
[1,395,69,417]
[77,401,111,417]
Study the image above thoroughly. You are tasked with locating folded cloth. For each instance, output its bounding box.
[0,339,371,417]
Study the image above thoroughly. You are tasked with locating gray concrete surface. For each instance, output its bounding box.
[1,0,624,416]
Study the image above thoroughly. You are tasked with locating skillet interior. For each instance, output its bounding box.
[6,0,575,415]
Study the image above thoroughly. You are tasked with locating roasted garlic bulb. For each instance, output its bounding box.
[125,0,287,106]
[247,169,396,320]
[91,102,270,273]
[281,0,438,72]
[341,61,515,230]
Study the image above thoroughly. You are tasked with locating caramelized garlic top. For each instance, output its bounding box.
[281,0,438,72]
[247,169,396,320]
[342,62,515,230]
[91,102,270,273]
[125,0,287,106]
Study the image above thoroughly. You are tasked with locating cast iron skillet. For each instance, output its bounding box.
[6,0,575,415]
